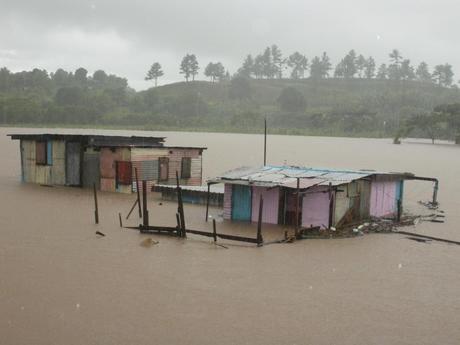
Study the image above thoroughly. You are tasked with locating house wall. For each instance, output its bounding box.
[131,147,202,193]
[251,187,280,224]
[223,184,233,220]
[166,148,202,186]
[50,140,66,185]
[370,180,398,218]
[333,180,372,226]
[100,147,130,192]
[131,147,165,193]
[21,139,66,186]
[302,186,330,229]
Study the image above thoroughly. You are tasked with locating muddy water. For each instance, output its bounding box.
[1,127,459,345]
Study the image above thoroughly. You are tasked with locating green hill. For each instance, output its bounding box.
[1,67,459,138]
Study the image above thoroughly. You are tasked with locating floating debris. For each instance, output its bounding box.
[95,231,105,237]
[140,238,159,247]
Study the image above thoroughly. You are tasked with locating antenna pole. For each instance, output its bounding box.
[264,118,267,166]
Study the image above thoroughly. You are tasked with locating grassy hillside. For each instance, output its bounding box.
[133,78,460,136]
[1,71,460,138]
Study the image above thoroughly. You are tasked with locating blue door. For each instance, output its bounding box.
[232,185,252,221]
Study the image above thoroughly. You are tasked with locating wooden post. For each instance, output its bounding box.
[257,195,264,246]
[176,213,181,237]
[126,199,138,220]
[93,183,99,224]
[118,213,122,227]
[205,182,211,222]
[212,219,217,243]
[135,167,142,218]
[263,118,267,166]
[142,180,149,227]
[295,178,300,238]
[176,171,186,238]
[328,182,334,228]
[432,180,439,205]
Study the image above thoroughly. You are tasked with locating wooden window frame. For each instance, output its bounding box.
[181,157,192,179]
[35,140,47,165]
[158,157,169,182]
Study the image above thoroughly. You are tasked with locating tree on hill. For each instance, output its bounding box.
[277,87,306,112]
[356,54,367,78]
[310,56,323,79]
[432,64,454,87]
[400,59,415,80]
[145,62,164,86]
[238,54,254,78]
[388,49,403,80]
[204,62,225,82]
[364,57,376,79]
[342,50,357,78]
[262,47,275,79]
[415,62,432,82]
[271,44,285,79]
[377,64,388,79]
[287,52,308,79]
[93,70,108,84]
[320,52,332,78]
[180,54,199,82]
[74,67,88,85]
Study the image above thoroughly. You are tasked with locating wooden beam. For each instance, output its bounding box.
[205,182,211,222]
[135,167,142,218]
[142,180,149,227]
[295,178,300,238]
[93,183,99,224]
[257,195,264,246]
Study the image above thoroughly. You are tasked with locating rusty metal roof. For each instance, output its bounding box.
[209,165,409,189]
[8,133,207,150]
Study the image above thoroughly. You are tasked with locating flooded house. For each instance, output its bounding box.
[209,165,438,229]
[9,133,206,193]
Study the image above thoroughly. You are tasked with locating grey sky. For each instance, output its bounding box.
[0,0,458,90]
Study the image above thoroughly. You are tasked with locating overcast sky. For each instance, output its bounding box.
[1,0,458,90]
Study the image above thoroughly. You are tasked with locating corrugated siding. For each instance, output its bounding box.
[131,148,165,193]
[167,149,202,186]
[66,142,81,186]
[35,166,51,185]
[82,148,100,188]
[302,187,330,229]
[223,184,233,220]
[359,180,371,219]
[251,187,280,224]
[370,180,397,217]
[100,178,116,192]
[50,140,66,185]
[334,189,350,224]
[21,140,36,183]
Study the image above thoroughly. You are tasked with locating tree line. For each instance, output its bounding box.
[145,46,456,88]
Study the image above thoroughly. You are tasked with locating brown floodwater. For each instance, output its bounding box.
[1,127,459,345]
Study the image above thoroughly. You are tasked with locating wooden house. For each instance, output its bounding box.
[208,165,438,229]
[9,134,206,193]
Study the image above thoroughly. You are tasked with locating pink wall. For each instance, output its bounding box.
[223,184,232,220]
[301,187,330,229]
[251,187,280,224]
[370,181,397,217]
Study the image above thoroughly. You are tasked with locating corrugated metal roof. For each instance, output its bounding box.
[209,165,406,189]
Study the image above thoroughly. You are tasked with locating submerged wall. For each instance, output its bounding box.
[21,139,66,186]
[251,187,279,224]
[302,186,330,229]
[370,180,398,218]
